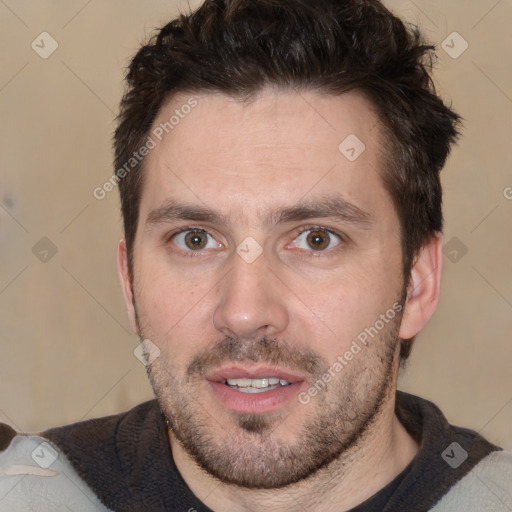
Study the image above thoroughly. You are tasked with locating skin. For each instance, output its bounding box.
[118,88,443,511]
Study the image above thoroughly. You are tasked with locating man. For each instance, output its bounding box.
[0,0,510,510]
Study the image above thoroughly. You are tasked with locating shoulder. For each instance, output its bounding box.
[432,449,512,511]
[0,401,158,512]
[0,400,162,511]
[0,428,112,511]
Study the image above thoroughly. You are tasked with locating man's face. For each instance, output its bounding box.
[124,89,408,488]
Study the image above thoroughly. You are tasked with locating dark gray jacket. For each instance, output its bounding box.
[1,392,511,511]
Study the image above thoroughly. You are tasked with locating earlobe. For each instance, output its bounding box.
[117,239,139,335]
[399,233,443,340]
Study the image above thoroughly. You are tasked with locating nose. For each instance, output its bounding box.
[213,250,289,339]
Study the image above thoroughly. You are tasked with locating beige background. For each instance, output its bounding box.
[0,0,511,449]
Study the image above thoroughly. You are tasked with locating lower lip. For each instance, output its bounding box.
[208,381,303,414]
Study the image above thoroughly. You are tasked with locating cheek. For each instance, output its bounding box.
[299,263,401,353]
[134,271,227,369]
[134,259,214,334]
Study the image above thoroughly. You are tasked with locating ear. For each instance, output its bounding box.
[399,232,443,339]
[117,239,139,335]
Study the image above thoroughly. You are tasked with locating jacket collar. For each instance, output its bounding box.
[42,391,500,511]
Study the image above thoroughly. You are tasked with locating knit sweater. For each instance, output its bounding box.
[0,391,511,511]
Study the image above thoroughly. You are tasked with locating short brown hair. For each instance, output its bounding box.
[114,0,461,361]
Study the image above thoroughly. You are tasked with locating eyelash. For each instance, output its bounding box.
[166,226,218,258]
[166,225,345,256]
[291,225,344,253]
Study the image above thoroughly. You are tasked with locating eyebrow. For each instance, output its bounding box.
[146,202,229,227]
[268,196,373,227]
[145,196,373,229]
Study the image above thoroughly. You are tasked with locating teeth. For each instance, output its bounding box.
[226,378,252,387]
[225,377,291,390]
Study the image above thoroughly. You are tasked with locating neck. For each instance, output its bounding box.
[169,391,419,512]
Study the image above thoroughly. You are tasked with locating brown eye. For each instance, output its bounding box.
[291,228,342,252]
[172,229,222,254]
[306,230,331,250]
[184,230,208,250]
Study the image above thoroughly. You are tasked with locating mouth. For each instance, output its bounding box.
[205,365,306,413]
[223,377,292,394]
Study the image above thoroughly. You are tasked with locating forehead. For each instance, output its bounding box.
[139,88,390,224]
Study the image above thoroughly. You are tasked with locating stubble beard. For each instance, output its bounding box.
[142,315,402,489]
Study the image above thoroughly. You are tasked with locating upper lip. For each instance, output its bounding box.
[205,364,307,384]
